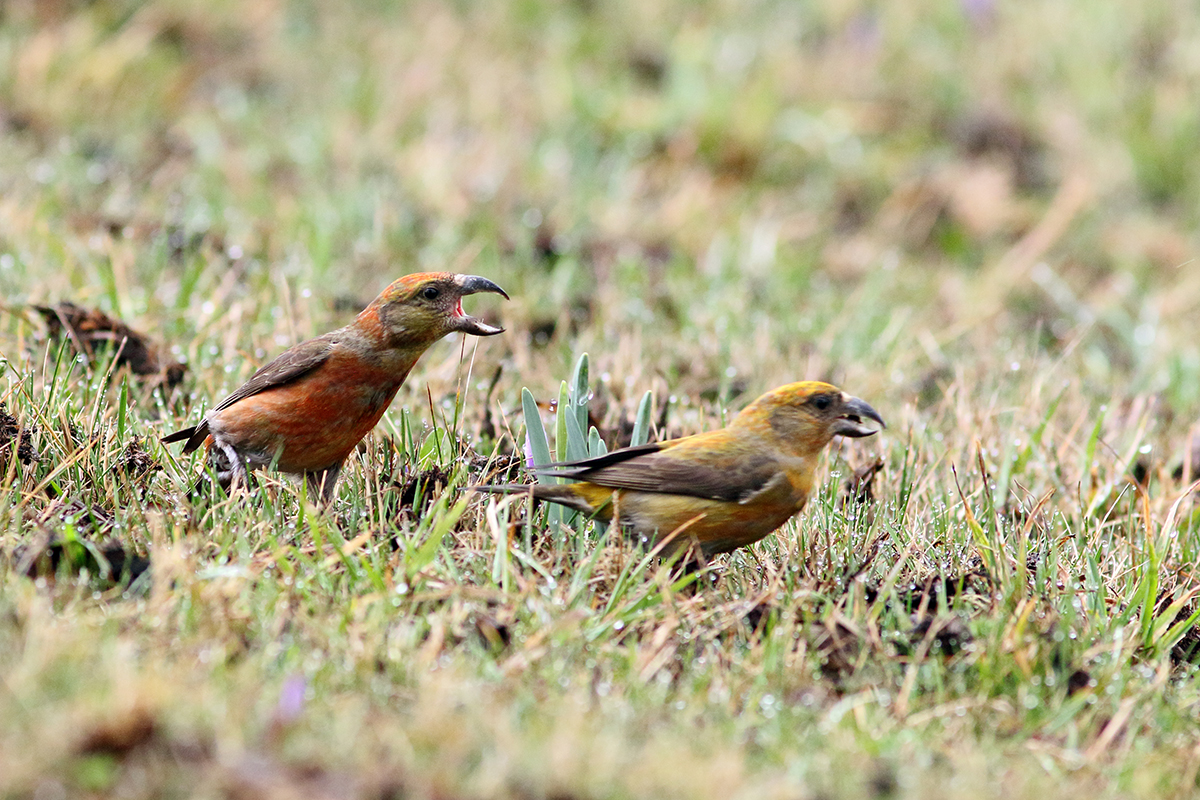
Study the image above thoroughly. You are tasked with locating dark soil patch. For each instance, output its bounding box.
[0,403,38,464]
[35,301,186,388]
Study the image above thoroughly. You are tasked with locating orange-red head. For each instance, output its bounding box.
[358,272,508,347]
[732,381,884,455]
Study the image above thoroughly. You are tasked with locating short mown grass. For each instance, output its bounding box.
[2,2,1200,798]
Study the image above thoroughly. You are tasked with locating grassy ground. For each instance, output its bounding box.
[3,1,1200,797]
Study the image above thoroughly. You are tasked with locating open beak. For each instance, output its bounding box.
[833,394,885,438]
[452,274,509,336]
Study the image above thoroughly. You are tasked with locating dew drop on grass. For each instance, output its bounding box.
[613,620,625,631]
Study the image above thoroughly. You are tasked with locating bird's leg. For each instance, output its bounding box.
[306,462,342,505]
[214,439,250,495]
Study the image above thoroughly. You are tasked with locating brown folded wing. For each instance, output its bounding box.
[168,335,336,452]
[538,438,779,504]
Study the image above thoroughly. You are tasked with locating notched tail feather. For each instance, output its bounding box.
[469,483,603,516]
[161,421,210,453]
[469,483,534,495]
[160,426,195,444]
[531,442,663,480]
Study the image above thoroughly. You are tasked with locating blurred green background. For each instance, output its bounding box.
[2,0,1197,411]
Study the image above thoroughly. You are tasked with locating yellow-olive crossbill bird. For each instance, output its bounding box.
[163,272,507,501]
[474,381,883,556]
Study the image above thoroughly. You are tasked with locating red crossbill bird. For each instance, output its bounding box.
[475,381,883,557]
[163,272,507,501]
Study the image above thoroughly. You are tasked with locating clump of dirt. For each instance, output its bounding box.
[35,301,186,388]
[628,45,668,88]
[469,451,524,486]
[76,706,161,757]
[1066,668,1094,695]
[866,569,992,612]
[902,614,973,657]
[12,499,150,585]
[1165,602,1200,666]
[740,562,989,681]
[37,498,116,537]
[812,618,869,679]
[392,465,453,518]
[120,436,160,478]
[0,403,38,464]
[951,108,1046,190]
[15,535,151,585]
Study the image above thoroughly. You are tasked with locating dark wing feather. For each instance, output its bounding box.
[208,335,336,414]
[162,336,336,452]
[538,443,779,504]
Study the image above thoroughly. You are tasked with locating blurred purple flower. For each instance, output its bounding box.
[276,674,307,724]
[960,0,995,27]
[845,12,881,52]
[524,434,536,469]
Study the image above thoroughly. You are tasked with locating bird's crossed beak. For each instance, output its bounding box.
[833,394,886,438]
[452,275,509,336]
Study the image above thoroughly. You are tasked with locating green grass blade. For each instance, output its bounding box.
[570,352,589,438]
[631,390,653,447]
[522,388,553,470]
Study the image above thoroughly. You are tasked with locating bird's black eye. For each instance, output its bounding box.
[421,286,441,301]
[811,394,833,411]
